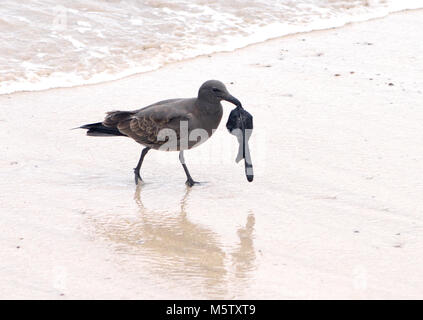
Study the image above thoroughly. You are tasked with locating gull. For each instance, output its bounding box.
[79,80,241,186]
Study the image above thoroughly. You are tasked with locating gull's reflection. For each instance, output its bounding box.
[133,185,227,296]
[94,185,256,298]
[231,212,256,281]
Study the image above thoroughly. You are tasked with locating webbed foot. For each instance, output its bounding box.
[134,168,142,185]
[185,179,200,187]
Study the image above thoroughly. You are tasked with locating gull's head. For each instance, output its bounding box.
[198,80,242,108]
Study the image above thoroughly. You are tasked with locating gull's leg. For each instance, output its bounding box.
[134,147,150,185]
[179,151,198,187]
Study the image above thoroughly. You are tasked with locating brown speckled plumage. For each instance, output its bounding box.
[103,99,194,150]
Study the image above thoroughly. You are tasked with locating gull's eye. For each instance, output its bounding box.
[212,88,221,93]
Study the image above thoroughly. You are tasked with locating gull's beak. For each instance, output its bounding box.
[223,94,242,108]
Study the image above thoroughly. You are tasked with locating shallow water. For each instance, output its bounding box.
[1,0,422,94]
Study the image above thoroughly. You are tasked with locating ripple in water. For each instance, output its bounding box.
[0,0,421,94]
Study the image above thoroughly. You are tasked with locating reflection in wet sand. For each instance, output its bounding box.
[93,185,256,298]
[231,213,256,282]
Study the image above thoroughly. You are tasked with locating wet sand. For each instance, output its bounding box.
[1,10,423,299]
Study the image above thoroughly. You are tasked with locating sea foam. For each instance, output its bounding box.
[0,0,421,95]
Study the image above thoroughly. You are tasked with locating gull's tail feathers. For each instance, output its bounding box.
[78,122,127,137]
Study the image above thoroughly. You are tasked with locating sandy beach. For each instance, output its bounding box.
[1,9,423,299]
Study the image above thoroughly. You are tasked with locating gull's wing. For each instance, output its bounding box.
[103,99,194,149]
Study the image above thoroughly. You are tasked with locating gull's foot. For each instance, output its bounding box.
[185,179,200,187]
[134,168,142,185]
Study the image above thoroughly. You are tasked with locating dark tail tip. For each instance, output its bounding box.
[78,122,126,137]
[245,163,254,182]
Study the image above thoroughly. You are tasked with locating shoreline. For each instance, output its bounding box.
[2,8,423,98]
[1,9,423,299]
